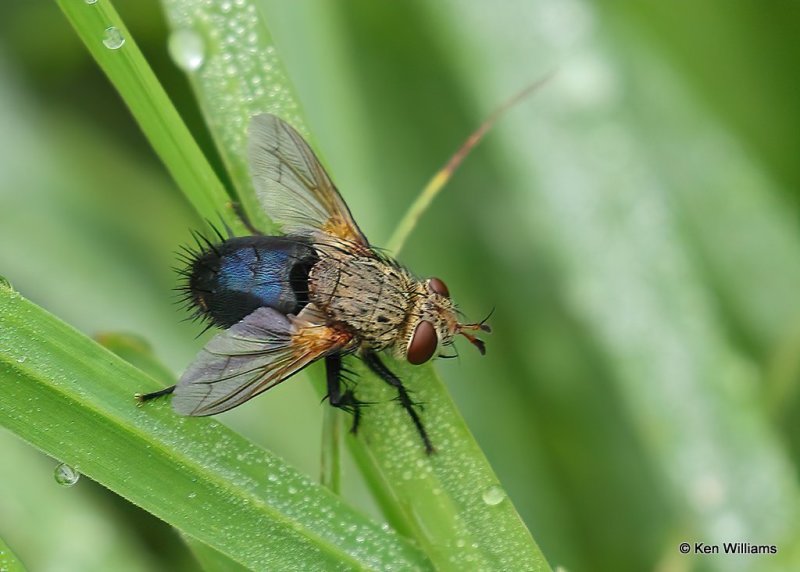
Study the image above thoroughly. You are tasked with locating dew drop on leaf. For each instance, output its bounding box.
[168,29,206,72]
[102,27,125,50]
[481,484,506,506]
[54,463,80,487]
[85,0,98,4]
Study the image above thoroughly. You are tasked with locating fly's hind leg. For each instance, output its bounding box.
[136,385,176,404]
[362,351,435,455]
[230,201,264,235]
[325,354,366,434]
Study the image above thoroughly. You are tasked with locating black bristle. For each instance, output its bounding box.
[172,229,227,331]
[208,219,227,242]
[197,231,221,256]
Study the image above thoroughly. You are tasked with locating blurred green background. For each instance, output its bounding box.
[2,1,800,571]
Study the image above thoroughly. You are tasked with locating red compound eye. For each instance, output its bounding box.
[427,277,449,298]
[407,320,438,365]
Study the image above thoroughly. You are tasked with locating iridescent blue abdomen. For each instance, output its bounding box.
[186,236,316,328]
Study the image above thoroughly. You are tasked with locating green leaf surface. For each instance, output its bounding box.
[425,2,800,569]
[54,0,243,233]
[162,0,307,232]
[95,332,176,387]
[182,536,252,572]
[0,283,428,571]
[347,360,547,571]
[0,536,26,572]
[97,333,251,572]
[158,0,549,570]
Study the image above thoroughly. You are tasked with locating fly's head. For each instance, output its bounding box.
[399,276,491,365]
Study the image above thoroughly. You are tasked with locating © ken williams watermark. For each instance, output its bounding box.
[679,542,777,555]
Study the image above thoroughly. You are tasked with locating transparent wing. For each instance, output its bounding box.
[172,306,351,416]
[248,113,370,249]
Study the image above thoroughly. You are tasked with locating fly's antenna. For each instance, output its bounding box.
[457,305,493,355]
[478,306,495,333]
[387,71,555,256]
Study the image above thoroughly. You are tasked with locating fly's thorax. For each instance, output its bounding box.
[308,255,417,350]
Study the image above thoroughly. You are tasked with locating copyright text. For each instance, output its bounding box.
[679,542,777,555]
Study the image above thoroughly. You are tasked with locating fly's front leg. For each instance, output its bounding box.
[325,354,364,434]
[136,385,176,403]
[362,351,435,454]
[230,201,264,235]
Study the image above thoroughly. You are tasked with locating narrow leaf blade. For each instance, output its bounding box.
[156,1,551,569]
[0,285,429,571]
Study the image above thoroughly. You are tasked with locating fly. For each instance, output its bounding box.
[138,113,494,454]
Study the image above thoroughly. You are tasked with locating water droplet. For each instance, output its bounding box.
[102,27,125,50]
[54,463,80,487]
[287,485,297,495]
[481,485,506,506]
[267,473,278,482]
[188,491,197,499]
[168,29,205,72]
[85,0,98,4]
[16,356,26,363]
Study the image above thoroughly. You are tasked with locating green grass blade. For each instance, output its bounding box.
[182,536,251,572]
[0,284,429,571]
[156,1,550,569]
[386,74,553,256]
[347,360,549,571]
[0,536,27,572]
[96,333,255,572]
[54,0,243,233]
[95,332,177,387]
[428,2,800,567]
[162,0,308,232]
[320,406,343,495]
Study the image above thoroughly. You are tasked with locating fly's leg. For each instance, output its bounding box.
[362,351,435,454]
[136,385,176,404]
[231,201,264,235]
[325,354,365,434]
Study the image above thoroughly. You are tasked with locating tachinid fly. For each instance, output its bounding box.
[139,114,490,453]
